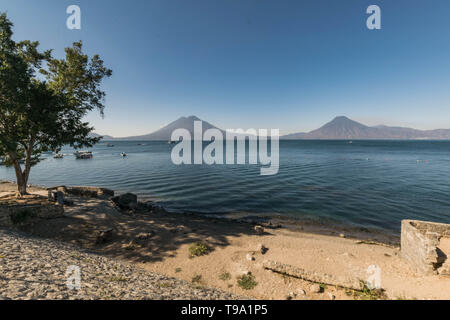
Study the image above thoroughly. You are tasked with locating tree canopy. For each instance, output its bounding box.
[0,13,112,195]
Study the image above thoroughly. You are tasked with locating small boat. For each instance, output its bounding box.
[53,153,64,159]
[74,151,93,159]
[168,140,176,144]
[120,152,127,157]
[106,143,115,147]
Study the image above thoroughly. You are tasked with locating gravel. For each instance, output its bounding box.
[0,230,242,300]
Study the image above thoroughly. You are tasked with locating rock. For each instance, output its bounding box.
[438,261,450,276]
[297,288,306,295]
[254,225,265,235]
[97,188,114,197]
[327,293,336,300]
[258,243,268,255]
[246,253,255,261]
[135,232,153,241]
[56,191,65,205]
[309,284,321,293]
[112,193,138,210]
[63,199,74,206]
[96,228,113,244]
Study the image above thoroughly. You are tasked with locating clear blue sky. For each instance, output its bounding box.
[2,0,450,136]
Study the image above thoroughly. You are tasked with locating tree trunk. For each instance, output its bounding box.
[18,176,28,196]
[9,152,28,197]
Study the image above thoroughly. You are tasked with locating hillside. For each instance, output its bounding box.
[282,116,450,140]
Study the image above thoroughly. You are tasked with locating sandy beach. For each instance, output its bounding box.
[0,181,449,300]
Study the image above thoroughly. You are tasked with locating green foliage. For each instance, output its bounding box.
[188,242,209,257]
[319,283,328,291]
[219,272,231,281]
[352,281,387,300]
[0,12,112,194]
[191,274,203,284]
[237,273,258,290]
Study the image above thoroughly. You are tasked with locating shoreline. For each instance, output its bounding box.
[0,179,400,245]
[1,180,449,300]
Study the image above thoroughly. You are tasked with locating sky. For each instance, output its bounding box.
[1,0,450,137]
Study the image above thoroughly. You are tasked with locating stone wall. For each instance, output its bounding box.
[401,219,450,276]
[0,203,64,227]
[49,186,114,198]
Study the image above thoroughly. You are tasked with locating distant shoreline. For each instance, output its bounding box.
[0,179,400,244]
[3,179,449,300]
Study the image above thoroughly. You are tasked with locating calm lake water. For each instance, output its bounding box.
[1,140,450,233]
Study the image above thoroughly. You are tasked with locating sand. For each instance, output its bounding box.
[1,181,449,300]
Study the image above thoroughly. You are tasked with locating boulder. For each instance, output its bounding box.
[112,193,138,210]
[50,186,115,198]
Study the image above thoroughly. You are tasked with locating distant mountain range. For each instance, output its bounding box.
[111,116,223,141]
[89,132,115,140]
[282,116,450,140]
[94,115,450,141]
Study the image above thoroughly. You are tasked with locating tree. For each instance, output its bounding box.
[0,13,112,195]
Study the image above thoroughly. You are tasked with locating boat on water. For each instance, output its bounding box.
[106,143,115,147]
[168,140,176,144]
[120,152,127,157]
[74,151,93,159]
[53,153,64,159]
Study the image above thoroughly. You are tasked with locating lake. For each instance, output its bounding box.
[1,140,450,234]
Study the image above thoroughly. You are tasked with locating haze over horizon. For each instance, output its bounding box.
[96,115,450,140]
[2,0,450,136]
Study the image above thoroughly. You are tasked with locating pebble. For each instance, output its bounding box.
[0,230,243,300]
[258,244,268,255]
[310,284,322,293]
[254,226,265,235]
[297,288,306,295]
[246,253,256,261]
